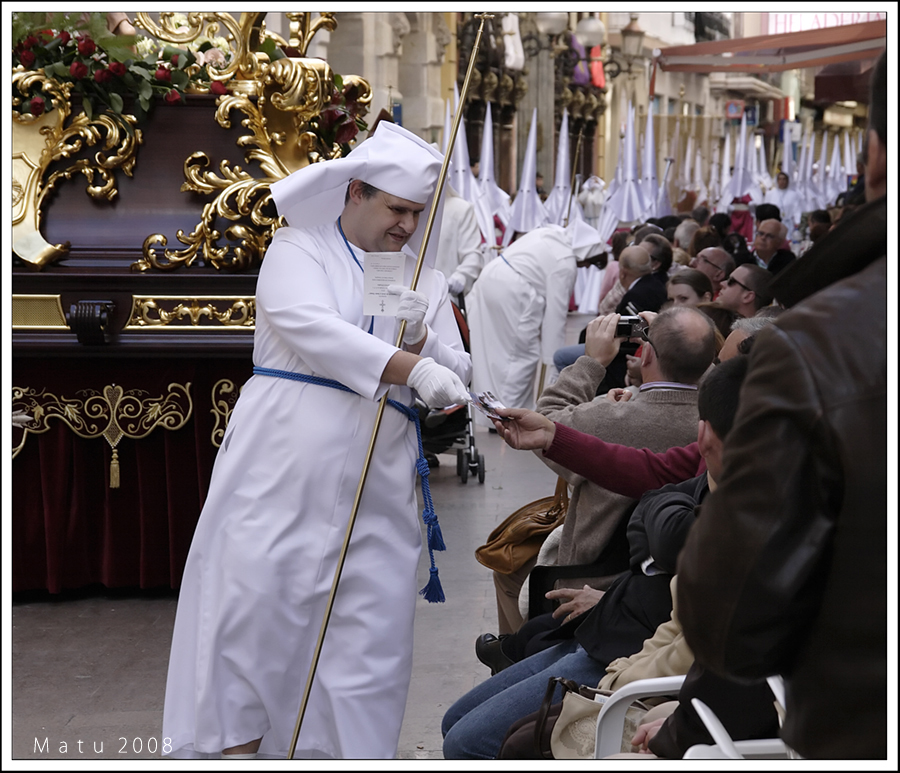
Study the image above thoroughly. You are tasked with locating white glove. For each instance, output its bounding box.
[406,357,469,409]
[388,284,429,345]
[447,272,466,296]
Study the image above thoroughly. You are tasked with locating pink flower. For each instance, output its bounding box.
[109,62,126,77]
[20,49,36,68]
[94,68,113,84]
[70,60,88,79]
[77,36,96,57]
[209,80,228,96]
[164,89,181,104]
[30,96,46,116]
[155,67,172,83]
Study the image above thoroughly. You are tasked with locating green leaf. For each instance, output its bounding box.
[122,72,138,90]
[82,97,93,121]
[109,92,124,114]
[170,69,189,88]
[138,78,152,99]
[132,65,153,81]
[139,95,150,111]
[334,73,344,91]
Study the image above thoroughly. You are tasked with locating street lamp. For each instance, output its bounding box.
[620,13,646,60]
[574,14,605,49]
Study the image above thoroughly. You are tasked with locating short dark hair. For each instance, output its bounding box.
[344,179,379,205]
[755,203,780,224]
[642,233,673,273]
[809,209,831,225]
[708,212,731,239]
[697,355,750,439]
[656,215,683,232]
[869,50,886,144]
[736,265,775,310]
[651,306,717,385]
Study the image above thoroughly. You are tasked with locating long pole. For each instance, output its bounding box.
[287,12,493,759]
[562,129,585,227]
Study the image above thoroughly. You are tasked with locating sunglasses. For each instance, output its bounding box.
[637,325,657,354]
[726,276,752,291]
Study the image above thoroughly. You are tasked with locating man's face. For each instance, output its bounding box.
[716,265,753,312]
[349,183,425,253]
[753,221,782,259]
[695,249,727,292]
[777,173,789,190]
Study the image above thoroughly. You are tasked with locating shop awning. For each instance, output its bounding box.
[655,19,886,74]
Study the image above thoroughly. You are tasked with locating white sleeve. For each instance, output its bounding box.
[540,256,577,366]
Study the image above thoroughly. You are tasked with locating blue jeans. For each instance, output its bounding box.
[553,344,585,373]
[441,641,608,759]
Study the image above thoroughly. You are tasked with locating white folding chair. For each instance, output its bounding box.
[592,675,685,758]
[683,695,799,759]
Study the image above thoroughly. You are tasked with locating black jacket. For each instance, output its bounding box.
[677,196,887,758]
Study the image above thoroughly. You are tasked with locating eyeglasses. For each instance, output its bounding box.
[726,276,752,291]
[637,325,657,355]
[700,254,725,272]
[755,230,780,241]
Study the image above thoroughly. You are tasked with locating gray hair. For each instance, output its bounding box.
[730,315,776,336]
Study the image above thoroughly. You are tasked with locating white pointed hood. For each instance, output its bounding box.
[503,107,549,246]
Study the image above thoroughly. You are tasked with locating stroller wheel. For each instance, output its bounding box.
[460,450,470,484]
[457,448,465,477]
[477,453,485,484]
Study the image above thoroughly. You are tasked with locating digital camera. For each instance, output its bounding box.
[615,316,646,339]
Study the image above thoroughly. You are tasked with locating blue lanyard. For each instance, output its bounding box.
[337,218,374,335]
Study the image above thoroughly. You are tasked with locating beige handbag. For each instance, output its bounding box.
[550,680,651,759]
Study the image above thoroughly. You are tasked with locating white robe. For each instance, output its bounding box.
[162,221,471,760]
[763,186,802,230]
[433,193,485,295]
[467,227,577,421]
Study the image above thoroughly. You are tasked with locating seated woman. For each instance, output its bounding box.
[665,269,713,309]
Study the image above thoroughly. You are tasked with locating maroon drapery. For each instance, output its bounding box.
[13,356,252,593]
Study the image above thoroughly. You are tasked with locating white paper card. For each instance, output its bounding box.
[363,251,407,315]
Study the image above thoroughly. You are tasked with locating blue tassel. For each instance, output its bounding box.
[419,567,445,603]
[428,521,446,552]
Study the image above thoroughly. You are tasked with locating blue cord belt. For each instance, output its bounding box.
[252,365,446,603]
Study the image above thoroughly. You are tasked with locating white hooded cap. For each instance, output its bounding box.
[270,121,447,266]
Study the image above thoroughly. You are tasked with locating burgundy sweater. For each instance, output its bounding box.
[544,422,705,499]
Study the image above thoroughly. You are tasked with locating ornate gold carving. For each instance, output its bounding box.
[210,379,242,447]
[12,382,192,488]
[12,69,142,270]
[12,295,69,328]
[125,296,256,330]
[131,13,371,273]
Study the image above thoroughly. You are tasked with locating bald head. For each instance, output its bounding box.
[648,306,718,385]
[692,247,733,292]
[618,245,653,287]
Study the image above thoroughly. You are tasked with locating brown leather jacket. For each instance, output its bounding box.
[676,196,887,759]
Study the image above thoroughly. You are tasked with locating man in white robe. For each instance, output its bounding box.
[763,171,802,234]
[467,221,605,421]
[162,122,472,760]
[434,186,485,296]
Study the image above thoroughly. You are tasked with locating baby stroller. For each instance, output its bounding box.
[418,292,485,484]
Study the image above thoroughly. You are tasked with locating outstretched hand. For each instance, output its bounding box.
[491,407,556,451]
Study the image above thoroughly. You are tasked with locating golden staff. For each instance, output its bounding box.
[287,12,494,759]
[562,128,585,227]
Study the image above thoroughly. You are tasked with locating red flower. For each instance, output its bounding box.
[335,119,359,146]
[94,67,113,84]
[209,80,228,96]
[69,60,88,79]
[22,35,39,49]
[318,108,341,131]
[171,54,180,65]
[155,67,172,83]
[164,89,181,104]
[109,62,127,77]
[30,96,46,116]
[59,30,71,45]
[77,36,96,57]
[20,49,36,68]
